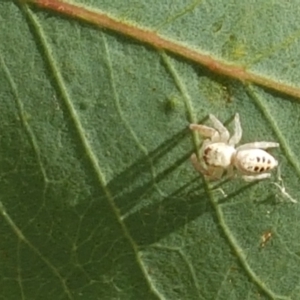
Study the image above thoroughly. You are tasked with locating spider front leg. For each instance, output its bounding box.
[190,153,208,174]
[189,124,219,139]
[189,138,211,172]
[207,166,225,180]
[209,114,230,142]
[190,154,224,180]
[229,113,242,145]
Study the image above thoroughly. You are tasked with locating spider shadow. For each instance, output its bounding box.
[107,126,192,215]
[213,176,281,208]
[123,175,212,247]
[123,167,268,247]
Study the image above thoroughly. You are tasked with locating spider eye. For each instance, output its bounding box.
[204,147,212,155]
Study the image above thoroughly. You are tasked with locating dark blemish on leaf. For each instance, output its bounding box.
[256,157,260,162]
[260,167,265,172]
[164,96,179,114]
[267,159,271,164]
[266,166,270,171]
[79,102,88,110]
[212,20,223,33]
[254,166,259,172]
[262,157,266,163]
[229,34,237,42]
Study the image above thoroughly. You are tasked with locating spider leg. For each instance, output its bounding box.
[190,153,208,174]
[229,113,242,145]
[226,165,235,178]
[242,173,271,182]
[190,154,224,180]
[189,124,219,139]
[209,114,230,142]
[208,166,224,180]
[236,142,279,151]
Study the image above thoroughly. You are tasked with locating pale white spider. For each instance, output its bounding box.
[189,113,279,181]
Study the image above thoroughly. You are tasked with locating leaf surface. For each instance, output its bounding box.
[1,1,300,299]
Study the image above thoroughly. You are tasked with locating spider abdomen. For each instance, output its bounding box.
[234,149,278,174]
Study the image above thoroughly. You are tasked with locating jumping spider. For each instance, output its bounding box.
[189,113,279,181]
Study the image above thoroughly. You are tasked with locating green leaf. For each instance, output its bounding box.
[1,1,300,299]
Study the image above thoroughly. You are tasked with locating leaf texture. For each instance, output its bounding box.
[1,1,300,299]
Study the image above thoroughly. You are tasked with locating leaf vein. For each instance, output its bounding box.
[24,5,163,298]
[246,84,300,180]
[0,54,48,183]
